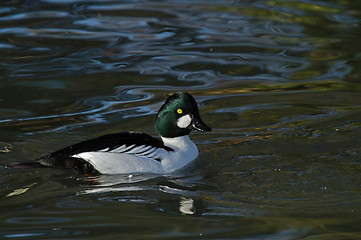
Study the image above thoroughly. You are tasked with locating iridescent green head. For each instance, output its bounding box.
[155,92,211,138]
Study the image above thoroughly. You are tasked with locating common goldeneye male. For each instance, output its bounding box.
[30,92,211,175]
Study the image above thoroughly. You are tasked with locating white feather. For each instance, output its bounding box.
[177,114,192,128]
[161,135,198,172]
[98,148,110,152]
[126,145,148,154]
[73,152,165,174]
[112,144,136,153]
[71,135,199,174]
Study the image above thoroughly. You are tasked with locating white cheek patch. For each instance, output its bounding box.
[177,114,192,128]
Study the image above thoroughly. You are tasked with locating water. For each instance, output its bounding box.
[1,0,361,239]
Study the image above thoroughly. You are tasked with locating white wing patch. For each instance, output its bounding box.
[109,144,136,153]
[70,135,198,174]
[75,144,166,161]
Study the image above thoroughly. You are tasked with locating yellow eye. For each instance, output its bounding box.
[177,108,183,114]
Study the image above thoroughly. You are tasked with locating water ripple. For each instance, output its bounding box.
[0,11,71,21]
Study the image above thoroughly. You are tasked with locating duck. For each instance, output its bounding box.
[27,92,211,175]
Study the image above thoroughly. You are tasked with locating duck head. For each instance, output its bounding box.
[155,92,212,138]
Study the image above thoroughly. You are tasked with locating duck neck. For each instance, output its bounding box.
[161,135,196,151]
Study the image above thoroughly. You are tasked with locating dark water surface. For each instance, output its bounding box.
[1,0,361,239]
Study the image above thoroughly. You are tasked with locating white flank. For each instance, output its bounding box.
[71,135,199,175]
[72,149,166,174]
[177,114,192,128]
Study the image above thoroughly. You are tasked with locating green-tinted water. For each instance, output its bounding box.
[1,0,361,239]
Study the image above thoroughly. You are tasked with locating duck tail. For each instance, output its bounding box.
[8,160,47,169]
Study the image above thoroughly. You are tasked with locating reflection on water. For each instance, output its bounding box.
[1,0,361,239]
